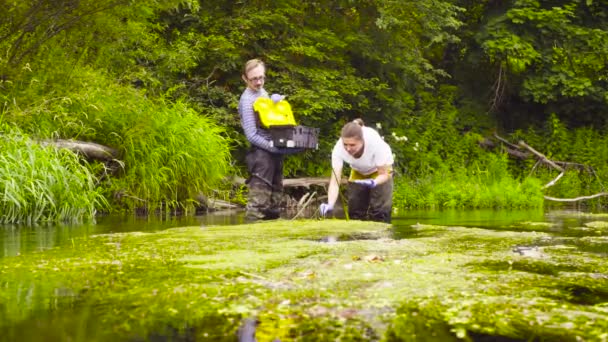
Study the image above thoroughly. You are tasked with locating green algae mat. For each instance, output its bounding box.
[1,219,607,341]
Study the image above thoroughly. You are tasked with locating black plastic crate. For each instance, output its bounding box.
[269,125,319,149]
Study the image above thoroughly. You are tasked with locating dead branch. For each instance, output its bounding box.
[229,175,346,188]
[207,198,241,210]
[493,133,520,151]
[544,193,608,202]
[291,191,317,220]
[517,141,563,172]
[489,65,506,112]
[517,141,564,189]
[492,134,607,202]
[482,135,529,159]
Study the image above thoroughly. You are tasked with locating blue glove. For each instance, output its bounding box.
[353,179,377,188]
[319,203,333,216]
[271,93,285,103]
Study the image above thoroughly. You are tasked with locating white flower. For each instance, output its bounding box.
[376,122,382,129]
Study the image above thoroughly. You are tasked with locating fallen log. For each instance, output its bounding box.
[41,139,118,161]
[229,175,345,188]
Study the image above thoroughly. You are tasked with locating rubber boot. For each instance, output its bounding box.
[263,191,283,220]
[245,186,272,222]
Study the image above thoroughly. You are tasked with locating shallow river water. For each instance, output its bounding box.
[1,207,606,342]
[0,207,597,259]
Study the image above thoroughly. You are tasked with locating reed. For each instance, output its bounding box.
[3,67,233,213]
[112,99,233,212]
[0,123,107,223]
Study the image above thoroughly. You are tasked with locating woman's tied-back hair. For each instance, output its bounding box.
[243,58,265,76]
[341,118,365,140]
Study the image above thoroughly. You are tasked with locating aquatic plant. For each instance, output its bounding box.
[0,218,606,341]
[394,159,545,209]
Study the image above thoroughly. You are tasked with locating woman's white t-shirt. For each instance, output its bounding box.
[331,126,394,176]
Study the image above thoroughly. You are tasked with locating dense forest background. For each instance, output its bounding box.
[1,0,608,222]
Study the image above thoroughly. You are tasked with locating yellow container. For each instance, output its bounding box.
[253,97,297,128]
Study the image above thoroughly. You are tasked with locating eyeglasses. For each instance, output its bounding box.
[247,75,265,82]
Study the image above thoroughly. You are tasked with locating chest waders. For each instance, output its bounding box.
[347,169,394,223]
[244,97,294,221]
[245,147,283,221]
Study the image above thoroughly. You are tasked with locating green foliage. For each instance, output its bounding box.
[2,66,233,212]
[383,84,540,210]
[455,0,608,128]
[0,123,106,223]
[394,152,544,209]
[3,0,608,212]
[108,99,233,212]
[0,0,199,73]
[94,0,465,175]
[511,115,608,205]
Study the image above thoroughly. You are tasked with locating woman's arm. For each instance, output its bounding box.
[326,165,342,208]
[373,164,392,185]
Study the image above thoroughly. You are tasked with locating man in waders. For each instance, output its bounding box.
[238,58,299,221]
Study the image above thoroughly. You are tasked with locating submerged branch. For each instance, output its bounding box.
[291,191,317,220]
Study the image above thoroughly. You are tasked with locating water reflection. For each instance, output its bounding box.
[0,210,246,258]
[392,208,546,228]
[392,208,608,239]
[3,208,608,258]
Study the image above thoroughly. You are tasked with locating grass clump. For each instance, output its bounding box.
[3,66,233,213]
[0,123,106,223]
[395,153,545,209]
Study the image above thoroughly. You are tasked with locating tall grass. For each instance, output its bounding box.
[0,123,106,223]
[394,152,545,209]
[110,99,233,212]
[3,66,233,213]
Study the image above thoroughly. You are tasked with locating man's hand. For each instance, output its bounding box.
[319,203,333,216]
[271,93,285,103]
[353,179,377,188]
